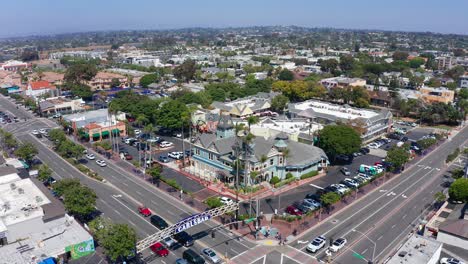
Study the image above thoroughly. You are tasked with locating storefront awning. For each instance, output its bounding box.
[92,133,100,138]
[101,131,109,136]
[111,128,120,134]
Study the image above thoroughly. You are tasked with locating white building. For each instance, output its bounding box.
[0,60,30,72]
[460,75,468,89]
[386,235,442,264]
[0,169,93,263]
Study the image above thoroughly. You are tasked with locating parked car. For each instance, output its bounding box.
[342,178,359,189]
[159,141,173,148]
[220,196,234,205]
[168,151,184,160]
[31,130,39,135]
[306,235,326,253]
[335,154,353,164]
[176,259,188,264]
[201,248,221,263]
[293,201,312,213]
[138,206,152,217]
[120,152,133,160]
[174,231,194,247]
[286,205,302,215]
[39,128,47,134]
[303,198,321,208]
[85,153,95,160]
[340,167,350,176]
[150,215,169,230]
[134,129,141,135]
[440,258,464,264]
[182,249,205,264]
[329,238,347,252]
[96,160,107,167]
[158,155,170,163]
[353,176,368,185]
[150,242,169,257]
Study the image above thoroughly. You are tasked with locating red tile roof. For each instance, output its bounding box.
[30,80,55,90]
[84,123,102,130]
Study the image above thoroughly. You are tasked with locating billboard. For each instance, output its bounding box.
[65,239,95,259]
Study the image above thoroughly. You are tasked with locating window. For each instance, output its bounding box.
[209,153,214,160]
[270,159,274,165]
[195,149,200,155]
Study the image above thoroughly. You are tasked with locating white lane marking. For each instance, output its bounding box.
[262,255,266,264]
[136,190,143,196]
[362,248,368,254]
[280,253,284,264]
[309,183,324,189]
[377,236,383,241]
[231,248,240,255]
[114,209,122,216]
[402,214,407,219]
[391,224,396,229]
[122,182,129,187]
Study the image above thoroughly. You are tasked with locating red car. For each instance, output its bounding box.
[138,206,152,217]
[286,205,303,216]
[150,242,169,257]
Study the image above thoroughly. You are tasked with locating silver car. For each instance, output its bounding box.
[201,248,221,263]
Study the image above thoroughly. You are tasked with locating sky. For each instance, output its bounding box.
[2,0,467,38]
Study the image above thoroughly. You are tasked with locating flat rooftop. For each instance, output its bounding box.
[0,177,51,227]
[236,118,323,135]
[386,235,442,264]
[292,100,378,119]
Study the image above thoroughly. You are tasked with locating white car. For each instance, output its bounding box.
[85,153,95,160]
[96,160,107,167]
[159,141,173,148]
[440,258,464,264]
[39,128,47,134]
[134,129,141,135]
[343,178,359,188]
[329,238,347,252]
[162,236,176,248]
[168,151,183,159]
[220,196,234,205]
[31,130,39,135]
[306,235,326,253]
[201,248,221,263]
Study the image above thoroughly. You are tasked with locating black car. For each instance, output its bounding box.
[182,249,205,264]
[174,231,194,247]
[150,215,169,230]
[335,154,353,164]
[359,147,370,154]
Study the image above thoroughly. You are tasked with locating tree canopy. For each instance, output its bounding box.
[449,178,468,202]
[14,142,38,162]
[64,63,98,84]
[156,99,190,130]
[318,125,361,159]
[386,144,411,171]
[270,94,289,113]
[278,69,294,81]
[173,59,196,82]
[139,73,159,88]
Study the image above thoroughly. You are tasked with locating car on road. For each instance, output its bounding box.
[159,141,173,148]
[306,235,326,253]
[159,155,170,163]
[174,133,182,138]
[96,160,107,167]
[176,259,188,264]
[150,215,169,230]
[168,151,184,159]
[146,137,160,143]
[85,153,96,160]
[201,248,221,263]
[183,249,205,264]
[220,196,234,205]
[138,206,152,217]
[340,167,350,176]
[150,242,169,257]
[329,238,347,252]
[174,231,194,247]
[119,152,133,160]
[162,236,177,249]
[440,258,464,264]
[286,205,302,216]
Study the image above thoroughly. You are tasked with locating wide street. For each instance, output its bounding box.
[0,95,256,264]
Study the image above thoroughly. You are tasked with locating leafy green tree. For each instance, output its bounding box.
[99,223,137,262]
[49,129,67,143]
[38,164,53,182]
[386,145,411,171]
[417,138,437,150]
[318,125,362,159]
[14,142,38,162]
[173,59,196,82]
[52,178,81,196]
[270,94,289,113]
[110,78,121,88]
[205,197,223,208]
[0,130,18,149]
[409,57,425,68]
[69,83,93,100]
[453,48,465,57]
[148,166,162,184]
[320,192,341,210]
[269,176,281,185]
[156,99,190,129]
[392,51,409,61]
[339,55,356,72]
[278,69,294,81]
[448,178,468,202]
[64,63,97,84]
[88,216,112,241]
[139,73,159,88]
[62,185,97,217]
[320,59,339,73]
[434,191,446,203]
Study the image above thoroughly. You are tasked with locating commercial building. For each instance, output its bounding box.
[0,169,93,263]
[288,100,392,142]
[211,92,280,118]
[87,71,128,90]
[419,87,455,104]
[191,115,328,183]
[0,60,30,72]
[320,77,366,89]
[63,109,127,142]
[435,56,455,71]
[38,97,85,116]
[460,75,468,89]
[386,235,442,264]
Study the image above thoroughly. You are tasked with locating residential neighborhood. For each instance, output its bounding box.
[0,2,467,264]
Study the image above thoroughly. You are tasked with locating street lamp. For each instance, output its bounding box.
[352,229,376,264]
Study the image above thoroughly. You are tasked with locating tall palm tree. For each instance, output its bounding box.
[246,116,259,131]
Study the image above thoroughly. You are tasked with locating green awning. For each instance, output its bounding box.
[92,133,100,138]
[82,133,89,138]
[101,131,109,136]
[111,129,120,135]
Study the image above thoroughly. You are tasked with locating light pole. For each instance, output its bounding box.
[352,229,376,264]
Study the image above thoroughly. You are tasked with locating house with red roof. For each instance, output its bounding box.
[25,80,57,99]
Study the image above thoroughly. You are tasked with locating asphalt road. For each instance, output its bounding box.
[290,124,468,264]
[0,95,255,264]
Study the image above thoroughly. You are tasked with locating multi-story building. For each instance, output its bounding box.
[211,92,280,118]
[288,100,393,143]
[87,72,128,90]
[435,56,455,71]
[320,77,366,90]
[0,60,30,72]
[191,115,328,183]
[419,87,455,104]
[460,75,468,88]
[0,168,93,262]
[38,97,85,116]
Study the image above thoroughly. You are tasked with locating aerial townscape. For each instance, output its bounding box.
[0,1,468,264]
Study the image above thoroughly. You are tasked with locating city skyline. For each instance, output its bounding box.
[1,0,467,38]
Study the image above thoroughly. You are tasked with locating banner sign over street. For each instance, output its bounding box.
[175,212,211,233]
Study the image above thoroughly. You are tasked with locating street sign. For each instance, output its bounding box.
[352,252,366,260]
[175,212,211,233]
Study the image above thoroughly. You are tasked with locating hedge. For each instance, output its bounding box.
[300,170,319,180]
[274,177,296,188]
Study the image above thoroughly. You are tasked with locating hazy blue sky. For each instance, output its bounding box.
[2,0,467,37]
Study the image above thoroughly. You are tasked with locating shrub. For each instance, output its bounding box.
[446,148,460,163]
[164,179,181,190]
[285,173,294,179]
[205,197,223,208]
[300,170,319,180]
[274,177,296,188]
[270,176,281,185]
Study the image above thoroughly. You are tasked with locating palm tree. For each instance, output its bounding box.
[246,116,259,131]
